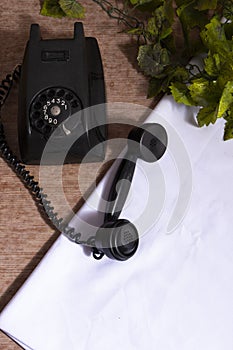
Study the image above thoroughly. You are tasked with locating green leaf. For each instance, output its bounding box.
[147,15,159,37]
[177,1,209,30]
[155,65,190,90]
[224,118,233,140]
[162,33,177,54]
[170,81,195,106]
[127,28,144,35]
[224,21,233,40]
[164,0,174,24]
[204,53,221,76]
[137,43,170,77]
[223,0,233,21]
[196,105,218,126]
[223,112,233,141]
[59,0,85,18]
[172,66,190,82]
[147,1,174,40]
[130,0,153,4]
[188,77,220,107]
[216,58,233,90]
[40,0,66,18]
[176,1,209,56]
[217,80,233,118]
[129,0,163,11]
[175,0,193,6]
[196,0,217,11]
[200,17,230,57]
[147,78,164,98]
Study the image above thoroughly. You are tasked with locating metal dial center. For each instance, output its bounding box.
[50,105,61,116]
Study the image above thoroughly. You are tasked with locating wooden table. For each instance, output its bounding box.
[0,1,154,348]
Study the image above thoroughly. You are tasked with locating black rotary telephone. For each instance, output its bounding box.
[0,23,168,261]
[18,22,106,164]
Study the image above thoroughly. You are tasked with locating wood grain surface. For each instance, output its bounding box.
[0,1,156,348]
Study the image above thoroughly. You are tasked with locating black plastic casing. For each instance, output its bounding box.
[18,22,107,164]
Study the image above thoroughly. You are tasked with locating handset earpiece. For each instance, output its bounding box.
[95,219,139,261]
[93,123,168,261]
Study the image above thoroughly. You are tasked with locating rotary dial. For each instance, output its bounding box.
[30,87,82,136]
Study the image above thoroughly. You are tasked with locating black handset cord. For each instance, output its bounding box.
[0,66,104,260]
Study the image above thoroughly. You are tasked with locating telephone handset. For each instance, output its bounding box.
[93,123,168,261]
[18,22,106,164]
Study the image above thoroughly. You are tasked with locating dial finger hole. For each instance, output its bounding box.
[65,93,73,101]
[32,111,41,119]
[57,89,65,97]
[48,89,56,98]
[35,119,44,129]
[39,94,47,103]
[71,100,80,108]
[34,102,42,110]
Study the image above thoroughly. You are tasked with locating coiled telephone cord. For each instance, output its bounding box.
[0,66,104,259]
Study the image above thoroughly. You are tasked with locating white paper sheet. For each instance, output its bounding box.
[1,95,233,350]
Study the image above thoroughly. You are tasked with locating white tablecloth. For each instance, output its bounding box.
[0,95,233,350]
